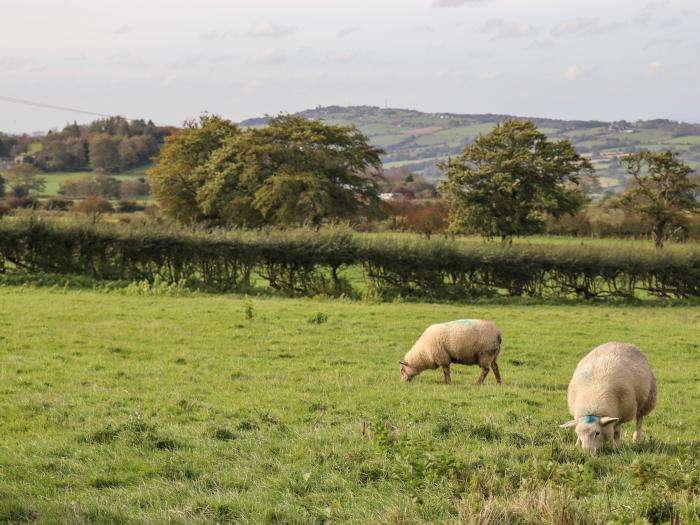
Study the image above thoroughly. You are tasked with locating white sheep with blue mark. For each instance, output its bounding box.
[560,342,657,455]
[399,319,502,385]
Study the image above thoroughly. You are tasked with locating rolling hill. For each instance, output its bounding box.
[242,106,700,193]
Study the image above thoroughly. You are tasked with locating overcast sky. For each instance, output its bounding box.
[1,0,698,132]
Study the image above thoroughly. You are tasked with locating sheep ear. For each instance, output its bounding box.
[399,360,408,366]
[559,419,578,428]
[600,417,620,426]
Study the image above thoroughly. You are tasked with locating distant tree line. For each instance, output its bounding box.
[11,117,172,173]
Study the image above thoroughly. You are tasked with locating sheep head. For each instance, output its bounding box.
[399,360,418,382]
[560,415,620,455]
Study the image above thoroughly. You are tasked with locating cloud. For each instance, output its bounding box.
[634,12,652,26]
[481,18,537,39]
[113,25,132,36]
[643,37,682,49]
[645,0,669,10]
[527,39,556,49]
[659,18,681,28]
[647,61,663,73]
[433,0,488,6]
[318,50,364,64]
[200,30,227,41]
[248,47,287,65]
[552,18,624,37]
[0,57,36,71]
[338,26,358,38]
[563,65,582,80]
[105,52,150,68]
[552,18,596,36]
[246,22,297,38]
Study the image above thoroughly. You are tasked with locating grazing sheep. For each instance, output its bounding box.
[399,319,502,385]
[560,342,657,455]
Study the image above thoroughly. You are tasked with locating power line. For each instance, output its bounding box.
[0,94,135,121]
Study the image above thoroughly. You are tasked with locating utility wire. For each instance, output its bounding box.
[0,94,139,121]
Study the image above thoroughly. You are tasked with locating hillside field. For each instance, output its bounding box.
[1,287,699,523]
[246,106,700,192]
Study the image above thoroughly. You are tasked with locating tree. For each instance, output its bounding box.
[150,114,384,227]
[148,114,242,223]
[117,139,139,167]
[3,164,46,197]
[120,179,150,199]
[211,115,383,226]
[58,171,121,199]
[438,119,593,241]
[0,173,5,198]
[71,197,114,224]
[89,134,122,172]
[620,150,699,248]
[395,200,449,239]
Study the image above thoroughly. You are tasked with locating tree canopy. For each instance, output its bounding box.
[149,114,384,227]
[438,119,593,240]
[2,164,46,197]
[620,150,699,247]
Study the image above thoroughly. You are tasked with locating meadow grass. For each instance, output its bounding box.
[0,287,699,524]
[39,164,153,197]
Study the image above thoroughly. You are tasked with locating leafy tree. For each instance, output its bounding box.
[150,114,384,227]
[3,164,46,197]
[117,139,139,167]
[71,196,114,224]
[438,119,593,241]
[120,179,150,199]
[620,150,699,248]
[394,200,449,239]
[0,173,5,198]
[59,171,121,199]
[89,134,122,172]
[148,115,242,223]
[195,115,384,227]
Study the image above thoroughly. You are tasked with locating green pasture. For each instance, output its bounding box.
[1,286,699,523]
[39,164,152,197]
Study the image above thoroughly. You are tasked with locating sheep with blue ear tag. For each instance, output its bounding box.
[560,342,657,455]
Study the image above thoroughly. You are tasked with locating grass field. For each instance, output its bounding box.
[1,286,699,523]
[40,164,152,197]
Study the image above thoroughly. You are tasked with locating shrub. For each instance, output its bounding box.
[71,197,114,223]
[0,218,698,299]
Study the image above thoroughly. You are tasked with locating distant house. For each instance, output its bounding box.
[379,192,406,202]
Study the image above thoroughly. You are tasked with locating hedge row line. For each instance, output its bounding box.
[1,218,699,299]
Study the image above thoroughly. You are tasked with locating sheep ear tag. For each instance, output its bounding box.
[600,417,620,425]
[559,419,578,428]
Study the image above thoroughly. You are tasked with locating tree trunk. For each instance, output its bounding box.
[652,219,665,249]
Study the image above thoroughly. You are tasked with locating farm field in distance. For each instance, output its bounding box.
[1,287,699,523]
[38,163,152,198]
[246,106,700,191]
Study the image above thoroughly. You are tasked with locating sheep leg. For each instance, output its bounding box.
[442,365,452,385]
[613,427,621,448]
[633,416,643,442]
[475,367,489,385]
[490,360,502,384]
[576,435,582,448]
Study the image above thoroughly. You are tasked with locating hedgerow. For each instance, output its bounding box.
[1,217,698,299]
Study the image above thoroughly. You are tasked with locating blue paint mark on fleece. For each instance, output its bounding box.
[579,368,593,382]
[448,319,476,325]
[583,415,598,424]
